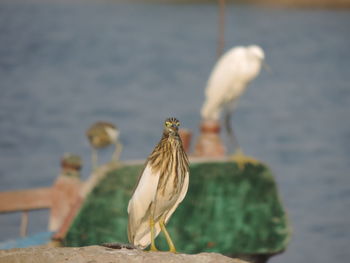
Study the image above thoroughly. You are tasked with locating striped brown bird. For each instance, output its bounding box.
[86,122,122,169]
[127,117,189,252]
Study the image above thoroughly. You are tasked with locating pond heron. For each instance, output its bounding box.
[127,117,189,252]
[86,122,122,170]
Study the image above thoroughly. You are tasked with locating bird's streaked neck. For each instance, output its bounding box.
[163,130,180,141]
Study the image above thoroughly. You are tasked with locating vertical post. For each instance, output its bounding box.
[49,154,82,232]
[193,120,226,157]
[178,129,192,154]
[20,210,29,237]
[217,0,226,59]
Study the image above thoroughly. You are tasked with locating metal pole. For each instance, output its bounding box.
[217,0,226,59]
[20,210,29,237]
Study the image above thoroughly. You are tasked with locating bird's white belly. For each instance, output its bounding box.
[105,127,119,142]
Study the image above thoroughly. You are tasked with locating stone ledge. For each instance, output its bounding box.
[0,245,249,263]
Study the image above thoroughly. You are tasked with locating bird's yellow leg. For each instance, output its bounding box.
[91,148,98,171]
[224,110,261,169]
[112,142,123,162]
[159,218,176,253]
[149,217,158,252]
[230,148,262,170]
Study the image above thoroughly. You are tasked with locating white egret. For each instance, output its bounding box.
[201,45,266,167]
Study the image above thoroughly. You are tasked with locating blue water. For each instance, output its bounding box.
[0,1,349,262]
[0,231,53,250]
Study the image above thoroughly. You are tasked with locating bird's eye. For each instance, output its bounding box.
[165,121,171,127]
[176,122,180,127]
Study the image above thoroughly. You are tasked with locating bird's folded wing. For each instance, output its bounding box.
[165,171,189,224]
[127,163,160,242]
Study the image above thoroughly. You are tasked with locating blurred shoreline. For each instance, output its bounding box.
[9,0,350,9]
[128,0,350,9]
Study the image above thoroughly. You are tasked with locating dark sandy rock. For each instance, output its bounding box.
[0,245,249,263]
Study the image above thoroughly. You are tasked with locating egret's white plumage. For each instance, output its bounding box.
[201,45,265,121]
[127,118,189,251]
[200,45,265,159]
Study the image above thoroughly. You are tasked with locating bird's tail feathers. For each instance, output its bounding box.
[132,220,162,249]
[201,100,221,120]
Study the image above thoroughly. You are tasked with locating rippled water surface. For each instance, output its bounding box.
[0,1,349,262]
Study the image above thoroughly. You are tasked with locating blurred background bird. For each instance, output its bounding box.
[201,45,267,167]
[127,117,189,252]
[86,121,122,170]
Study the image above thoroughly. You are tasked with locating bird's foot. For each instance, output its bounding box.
[230,150,262,170]
[149,245,159,252]
[168,247,177,253]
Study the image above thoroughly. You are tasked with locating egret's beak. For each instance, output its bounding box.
[262,61,272,73]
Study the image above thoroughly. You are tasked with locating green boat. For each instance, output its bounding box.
[64,159,290,262]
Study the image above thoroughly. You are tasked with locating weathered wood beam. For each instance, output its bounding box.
[0,188,52,213]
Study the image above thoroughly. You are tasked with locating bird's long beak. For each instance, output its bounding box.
[262,61,272,73]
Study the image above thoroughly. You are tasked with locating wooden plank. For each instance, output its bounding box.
[0,188,52,213]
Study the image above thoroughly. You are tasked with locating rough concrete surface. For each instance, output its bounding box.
[0,245,249,263]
